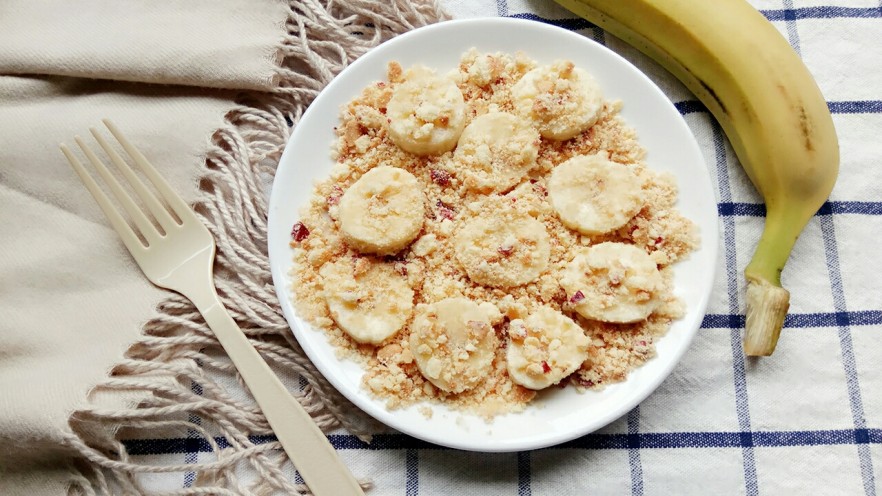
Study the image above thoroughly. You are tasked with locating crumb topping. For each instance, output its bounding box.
[289,49,698,418]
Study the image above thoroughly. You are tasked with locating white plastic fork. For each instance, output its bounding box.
[61,119,364,496]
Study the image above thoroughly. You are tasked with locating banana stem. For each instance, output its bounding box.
[743,278,789,356]
[743,205,804,355]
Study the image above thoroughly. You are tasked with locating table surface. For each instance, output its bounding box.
[133,1,882,494]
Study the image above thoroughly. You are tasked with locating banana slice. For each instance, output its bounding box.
[511,61,603,141]
[548,154,645,235]
[337,166,425,255]
[409,298,502,393]
[561,242,664,323]
[320,258,414,344]
[387,65,466,155]
[454,211,551,288]
[452,111,540,193]
[506,306,591,390]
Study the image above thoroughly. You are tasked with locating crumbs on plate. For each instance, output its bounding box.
[289,48,698,419]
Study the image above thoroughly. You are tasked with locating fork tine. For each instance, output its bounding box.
[74,136,160,245]
[90,126,179,233]
[60,144,147,254]
[102,119,197,225]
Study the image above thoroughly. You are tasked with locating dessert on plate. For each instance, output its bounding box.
[288,49,698,418]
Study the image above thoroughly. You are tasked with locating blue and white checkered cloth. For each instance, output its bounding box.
[133,1,882,493]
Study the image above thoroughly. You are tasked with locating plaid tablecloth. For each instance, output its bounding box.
[135,1,882,493]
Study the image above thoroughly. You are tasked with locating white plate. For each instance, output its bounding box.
[268,18,719,452]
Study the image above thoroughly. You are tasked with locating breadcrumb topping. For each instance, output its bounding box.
[289,49,698,419]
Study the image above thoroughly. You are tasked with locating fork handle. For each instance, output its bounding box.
[193,289,364,496]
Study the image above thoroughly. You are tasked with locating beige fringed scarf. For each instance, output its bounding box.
[0,1,447,494]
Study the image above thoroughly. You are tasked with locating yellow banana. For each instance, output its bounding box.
[552,0,839,355]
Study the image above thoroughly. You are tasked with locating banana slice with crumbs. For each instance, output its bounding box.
[320,258,414,344]
[507,306,591,390]
[561,242,664,323]
[337,165,425,255]
[454,210,551,288]
[548,153,645,235]
[387,65,466,155]
[409,297,502,393]
[452,111,540,193]
[512,61,603,141]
